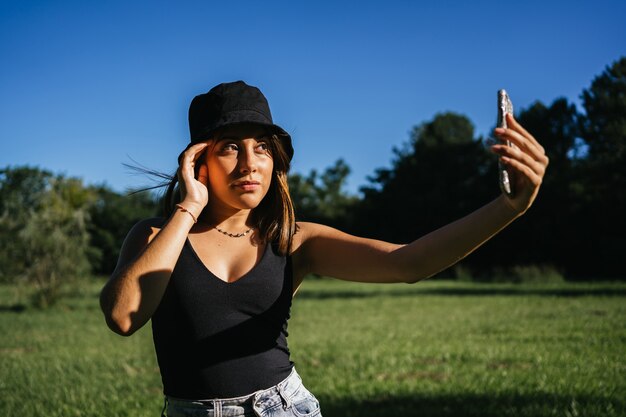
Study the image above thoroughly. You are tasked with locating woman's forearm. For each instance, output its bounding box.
[395,195,521,282]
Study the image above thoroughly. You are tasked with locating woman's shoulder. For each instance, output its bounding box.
[132,216,167,231]
[117,217,167,258]
[294,221,341,238]
[292,221,398,251]
[291,221,339,251]
[124,217,167,242]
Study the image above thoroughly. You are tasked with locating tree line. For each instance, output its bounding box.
[0,168,157,306]
[1,57,624,305]
[291,56,626,281]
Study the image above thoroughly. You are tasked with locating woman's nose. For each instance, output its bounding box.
[238,148,257,174]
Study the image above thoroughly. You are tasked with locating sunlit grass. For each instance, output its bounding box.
[1,279,624,417]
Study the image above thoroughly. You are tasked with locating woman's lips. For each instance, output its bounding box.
[233,181,260,191]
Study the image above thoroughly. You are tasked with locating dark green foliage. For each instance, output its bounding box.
[288,159,358,228]
[0,166,53,282]
[87,186,158,275]
[357,112,494,243]
[480,264,565,284]
[412,111,477,147]
[580,57,626,161]
[0,166,93,307]
[518,98,582,167]
[0,167,158,306]
[576,57,626,278]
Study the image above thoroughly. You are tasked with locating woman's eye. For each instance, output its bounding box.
[256,142,269,152]
[221,143,239,152]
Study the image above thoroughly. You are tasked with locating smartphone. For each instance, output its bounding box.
[497,89,514,196]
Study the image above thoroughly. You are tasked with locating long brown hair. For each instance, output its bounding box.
[161,131,296,255]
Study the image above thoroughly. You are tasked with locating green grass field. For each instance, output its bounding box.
[1,279,625,417]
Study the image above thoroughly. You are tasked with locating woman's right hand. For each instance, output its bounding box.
[177,142,210,218]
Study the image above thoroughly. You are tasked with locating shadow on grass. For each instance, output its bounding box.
[297,286,626,300]
[316,392,621,417]
[0,303,27,312]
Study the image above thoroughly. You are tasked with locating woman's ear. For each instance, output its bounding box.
[193,141,211,177]
[197,163,209,187]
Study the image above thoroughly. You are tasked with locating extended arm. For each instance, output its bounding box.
[294,114,548,284]
[295,195,517,284]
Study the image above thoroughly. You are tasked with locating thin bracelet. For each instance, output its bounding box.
[175,204,198,223]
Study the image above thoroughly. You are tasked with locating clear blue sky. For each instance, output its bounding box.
[1,0,624,194]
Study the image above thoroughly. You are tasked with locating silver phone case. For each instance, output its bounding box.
[497,89,514,196]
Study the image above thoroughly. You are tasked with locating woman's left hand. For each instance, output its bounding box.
[491,113,549,215]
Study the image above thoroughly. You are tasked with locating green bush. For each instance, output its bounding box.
[451,264,474,282]
[487,264,565,284]
[0,167,93,308]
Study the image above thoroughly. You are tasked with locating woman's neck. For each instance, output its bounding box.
[199,202,253,231]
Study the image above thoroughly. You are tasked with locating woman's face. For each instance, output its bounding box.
[204,124,274,212]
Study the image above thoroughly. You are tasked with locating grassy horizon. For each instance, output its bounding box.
[1,278,625,416]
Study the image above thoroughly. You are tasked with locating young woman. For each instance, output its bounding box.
[100,81,548,417]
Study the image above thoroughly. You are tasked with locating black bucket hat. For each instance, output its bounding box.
[187,81,293,160]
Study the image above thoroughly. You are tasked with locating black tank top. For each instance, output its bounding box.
[151,239,294,399]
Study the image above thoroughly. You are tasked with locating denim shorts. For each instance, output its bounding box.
[163,368,322,417]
